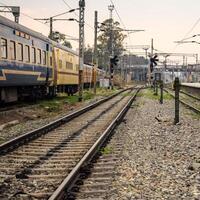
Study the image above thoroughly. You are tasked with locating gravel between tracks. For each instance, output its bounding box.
[0,97,102,144]
[107,92,200,199]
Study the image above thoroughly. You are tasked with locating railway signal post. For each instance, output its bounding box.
[78,0,85,102]
[110,56,119,90]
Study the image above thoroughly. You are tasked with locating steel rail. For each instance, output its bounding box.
[48,87,141,200]
[0,88,134,155]
[180,90,200,101]
[164,89,200,114]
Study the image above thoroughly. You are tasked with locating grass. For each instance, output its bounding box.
[38,88,119,113]
[0,137,5,145]
[96,87,118,97]
[38,97,64,112]
[121,92,136,97]
[140,88,173,100]
[100,147,113,155]
[185,111,200,120]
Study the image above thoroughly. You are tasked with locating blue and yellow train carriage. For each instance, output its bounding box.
[0,15,54,102]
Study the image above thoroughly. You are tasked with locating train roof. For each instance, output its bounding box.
[0,15,77,55]
[0,15,50,42]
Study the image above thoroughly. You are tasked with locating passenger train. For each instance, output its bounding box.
[0,15,105,103]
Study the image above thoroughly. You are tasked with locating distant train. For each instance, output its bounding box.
[0,15,105,103]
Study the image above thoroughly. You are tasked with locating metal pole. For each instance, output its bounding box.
[78,0,85,102]
[164,56,167,71]
[125,55,128,84]
[174,77,180,124]
[50,17,53,39]
[0,6,20,23]
[93,11,98,94]
[151,38,154,56]
[149,38,154,85]
[108,5,114,89]
[196,54,198,64]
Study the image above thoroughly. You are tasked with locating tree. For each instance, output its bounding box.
[49,31,72,48]
[84,45,93,65]
[97,19,126,70]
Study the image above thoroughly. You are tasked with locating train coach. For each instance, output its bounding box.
[0,15,105,103]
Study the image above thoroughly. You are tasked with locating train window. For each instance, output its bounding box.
[66,61,73,70]
[17,43,23,61]
[15,31,20,36]
[25,45,30,63]
[10,41,16,60]
[0,38,7,59]
[31,47,36,64]
[25,34,30,40]
[59,60,62,69]
[37,49,41,64]
[20,32,25,38]
[42,51,46,65]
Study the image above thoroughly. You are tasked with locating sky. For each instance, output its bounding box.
[1,0,200,64]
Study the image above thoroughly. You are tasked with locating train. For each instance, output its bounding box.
[0,15,105,103]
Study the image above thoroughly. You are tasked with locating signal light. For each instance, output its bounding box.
[150,54,159,72]
[111,55,119,66]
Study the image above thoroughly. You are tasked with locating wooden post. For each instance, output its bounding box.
[160,80,163,104]
[174,77,180,124]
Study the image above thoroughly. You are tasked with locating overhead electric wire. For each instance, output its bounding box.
[109,0,133,50]
[181,17,200,41]
[173,16,200,51]
[0,1,50,28]
[62,0,94,30]
[0,1,76,40]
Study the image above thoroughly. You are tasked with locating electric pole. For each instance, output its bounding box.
[35,9,77,40]
[108,5,114,57]
[0,6,20,23]
[78,0,85,101]
[93,11,98,94]
[151,38,154,56]
[34,17,54,39]
[108,5,114,89]
[50,17,53,39]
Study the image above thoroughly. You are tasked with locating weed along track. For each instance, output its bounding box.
[0,87,140,199]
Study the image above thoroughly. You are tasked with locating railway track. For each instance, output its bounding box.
[0,87,141,199]
[164,88,200,114]
[66,126,123,199]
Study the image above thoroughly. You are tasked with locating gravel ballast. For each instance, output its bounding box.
[108,91,200,199]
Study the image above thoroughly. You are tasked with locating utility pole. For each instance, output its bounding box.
[93,11,98,94]
[34,17,54,39]
[108,5,114,89]
[0,6,20,23]
[50,17,53,39]
[196,54,198,64]
[35,9,77,40]
[108,5,114,57]
[151,38,154,56]
[78,0,85,101]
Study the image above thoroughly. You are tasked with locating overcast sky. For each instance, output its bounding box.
[1,0,200,63]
